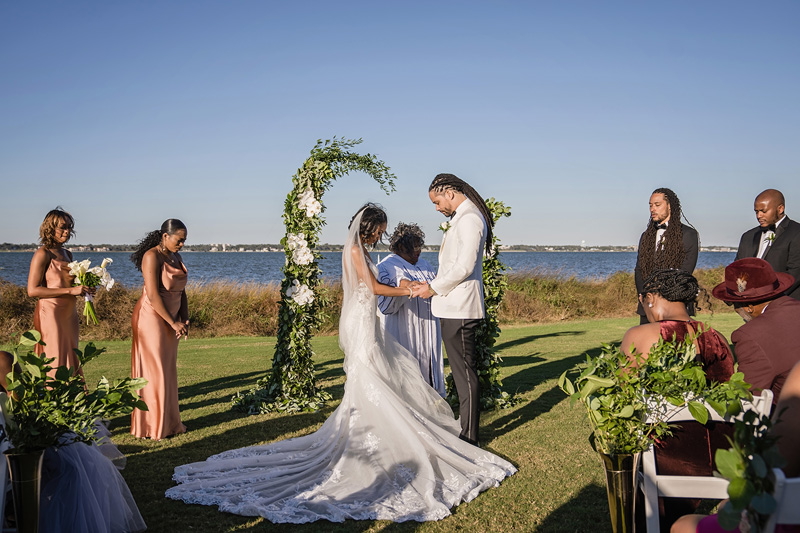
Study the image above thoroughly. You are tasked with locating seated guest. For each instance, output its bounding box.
[671,360,800,533]
[377,222,445,396]
[622,269,734,383]
[712,258,800,403]
[622,269,735,530]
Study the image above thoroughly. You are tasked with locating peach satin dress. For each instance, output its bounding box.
[33,252,80,375]
[130,259,188,440]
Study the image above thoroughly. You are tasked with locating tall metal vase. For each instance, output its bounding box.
[599,452,641,533]
[4,449,45,533]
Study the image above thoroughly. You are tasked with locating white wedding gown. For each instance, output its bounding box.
[165,210,516,523]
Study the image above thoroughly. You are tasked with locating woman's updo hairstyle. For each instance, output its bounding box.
[348,203,387,246]
[130,219,187,271]
[641,269,699,302]
[641,268,711,312]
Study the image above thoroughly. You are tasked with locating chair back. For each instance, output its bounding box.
[764,468,800,533]
[639,389,774,533]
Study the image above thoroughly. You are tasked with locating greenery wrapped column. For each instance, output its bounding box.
[232,137,395,414]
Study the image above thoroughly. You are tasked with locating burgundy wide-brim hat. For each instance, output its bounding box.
[712,258,795,303]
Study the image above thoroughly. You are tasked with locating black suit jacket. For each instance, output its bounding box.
[634,223,699,317]
[735,216,800,299]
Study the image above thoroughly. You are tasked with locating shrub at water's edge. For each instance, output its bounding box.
[0,267,728,342]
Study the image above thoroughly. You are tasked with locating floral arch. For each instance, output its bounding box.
[231,137,515,414]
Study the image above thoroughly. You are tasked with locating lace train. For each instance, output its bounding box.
[165,215,516,523]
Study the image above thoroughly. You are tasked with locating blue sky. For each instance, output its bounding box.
[2,1,798,247]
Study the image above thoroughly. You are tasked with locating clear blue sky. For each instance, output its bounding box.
[2,1,798,247]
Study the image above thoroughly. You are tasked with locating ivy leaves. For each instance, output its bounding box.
[1,330,147,453]
[559,337,753,455]
[714,409,786,531]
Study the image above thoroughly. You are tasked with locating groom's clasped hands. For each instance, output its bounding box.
[398,279,433,299]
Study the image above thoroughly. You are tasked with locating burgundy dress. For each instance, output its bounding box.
[33,251,80,376]
[658,320,734,383]
[130,259,188,440]
[653,320,735,529]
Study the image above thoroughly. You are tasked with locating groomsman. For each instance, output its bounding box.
[634,188,699,324]
[735,189,800,300]
[413,173,493,447]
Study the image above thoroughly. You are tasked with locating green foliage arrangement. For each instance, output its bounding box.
[714,410,786,532]
[0,330,147,454]
[445,197,518,410]
[231,137,396,414]
[558,335,752,455]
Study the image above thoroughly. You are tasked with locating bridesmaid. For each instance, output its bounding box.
[27,207,94,375]
[129,219,189,440]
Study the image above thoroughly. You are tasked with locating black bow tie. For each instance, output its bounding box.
[761,224,777,233]
[655,223,667,230]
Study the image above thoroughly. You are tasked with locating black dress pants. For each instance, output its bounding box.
[440,318,481,444]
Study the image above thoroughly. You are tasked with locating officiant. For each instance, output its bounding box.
[377,222,445,396]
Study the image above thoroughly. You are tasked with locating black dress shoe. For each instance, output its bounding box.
[459,434,481,447]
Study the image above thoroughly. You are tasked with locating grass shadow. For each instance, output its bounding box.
[493,330,585,352]
[534,483,611,532]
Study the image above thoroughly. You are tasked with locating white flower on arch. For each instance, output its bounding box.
[286,279,314,306]
[297,187,322,217]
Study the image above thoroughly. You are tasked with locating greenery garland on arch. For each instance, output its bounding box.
[232,137,396,414]
[445,197,519,410]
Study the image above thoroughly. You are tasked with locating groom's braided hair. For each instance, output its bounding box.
[429,173,493,253]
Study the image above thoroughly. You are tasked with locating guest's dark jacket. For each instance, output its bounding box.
[735,216,800,300]
[634,222,699,317]
[731,295,800,402]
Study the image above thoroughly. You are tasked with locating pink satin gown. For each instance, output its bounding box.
[130,259,188,440]
[33,252,80,376]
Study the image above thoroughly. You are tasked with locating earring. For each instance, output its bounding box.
[648,303,653,308]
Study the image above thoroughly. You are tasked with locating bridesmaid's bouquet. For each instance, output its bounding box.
[68,258,115,325]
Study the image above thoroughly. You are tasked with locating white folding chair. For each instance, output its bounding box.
[764,468,800,533]
[639,389,774,533]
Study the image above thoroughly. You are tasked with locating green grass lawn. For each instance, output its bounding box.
[67,312,744,532]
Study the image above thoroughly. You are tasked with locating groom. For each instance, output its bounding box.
[413,173,493,446]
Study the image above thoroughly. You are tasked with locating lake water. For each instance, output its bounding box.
[0,251,737,288]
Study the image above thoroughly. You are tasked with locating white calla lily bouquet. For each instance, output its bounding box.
[68,257,115,324]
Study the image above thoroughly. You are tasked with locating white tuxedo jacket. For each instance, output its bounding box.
[430,198,487,319]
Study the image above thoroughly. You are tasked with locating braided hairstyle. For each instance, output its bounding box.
[641,268,710,311]
[130,219,187,271]
[389,222,425,256]
[348,203,387,246]
[636,188,688,281]
[429,173,493,253]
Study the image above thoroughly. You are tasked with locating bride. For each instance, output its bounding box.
[165,203,516,523]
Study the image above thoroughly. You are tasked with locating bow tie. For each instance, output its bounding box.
[655,223,667,230]
[761,224,777,233]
